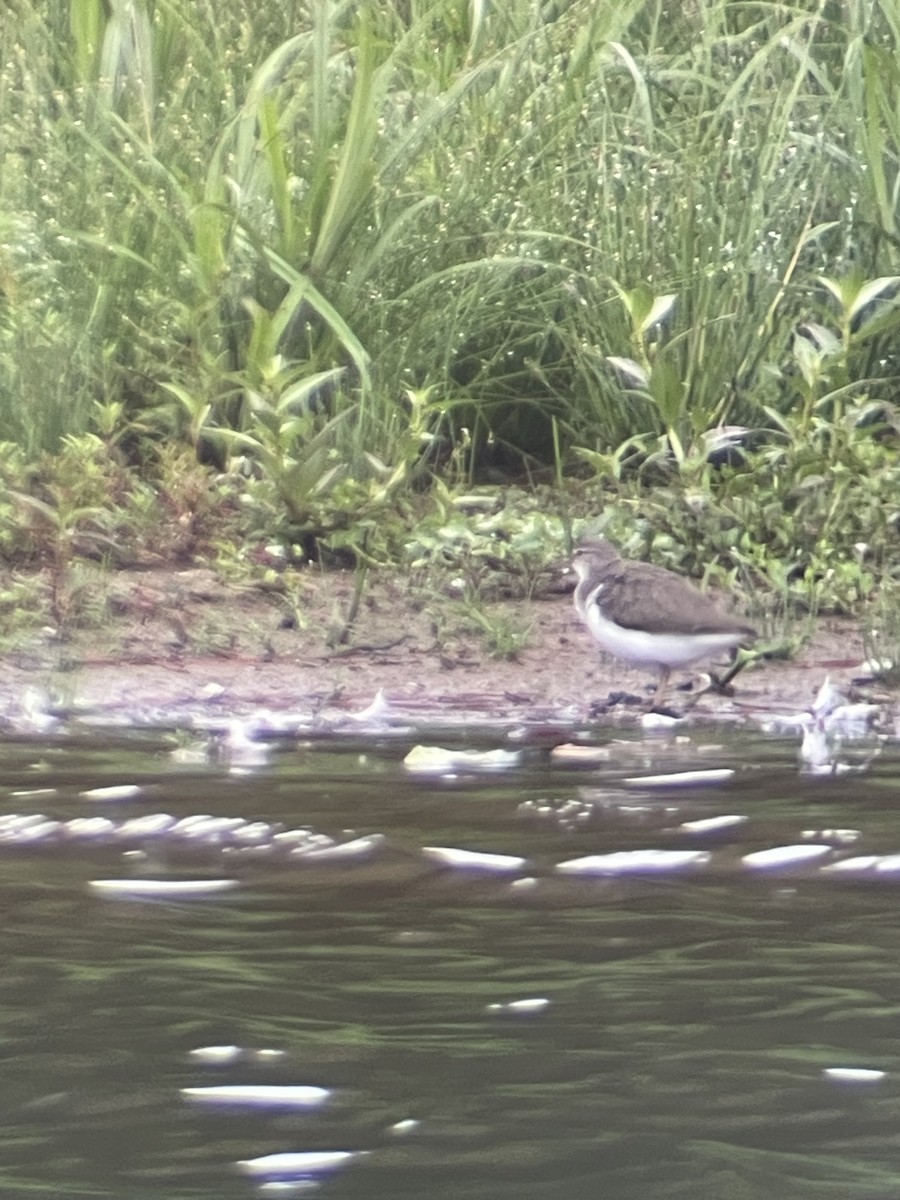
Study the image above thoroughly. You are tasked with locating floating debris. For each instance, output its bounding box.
[422,846,528,873]
[181,1085,329,1109]
[557,850,710,876]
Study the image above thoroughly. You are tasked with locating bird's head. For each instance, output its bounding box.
[571,537,621,580]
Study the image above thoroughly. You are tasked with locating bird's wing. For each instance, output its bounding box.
[596,563,754,637]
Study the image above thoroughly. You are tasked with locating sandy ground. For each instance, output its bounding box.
[0,565,883,727]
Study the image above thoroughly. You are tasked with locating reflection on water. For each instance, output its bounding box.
[1,723,900,1198]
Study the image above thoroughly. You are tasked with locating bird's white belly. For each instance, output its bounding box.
[585,601,743,668]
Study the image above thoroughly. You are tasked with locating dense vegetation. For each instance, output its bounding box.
[2,0,900,644]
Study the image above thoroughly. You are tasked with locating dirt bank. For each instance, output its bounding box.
[0,566,882,727]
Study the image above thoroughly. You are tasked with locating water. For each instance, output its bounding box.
[2,720,900,1199]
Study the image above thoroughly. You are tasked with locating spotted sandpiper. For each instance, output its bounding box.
[572,537,757,709]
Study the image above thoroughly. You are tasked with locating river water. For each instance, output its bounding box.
[1,715,899,1199]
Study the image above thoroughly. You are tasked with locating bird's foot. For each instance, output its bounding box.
[702,672,735,697]
[587,691,644,718]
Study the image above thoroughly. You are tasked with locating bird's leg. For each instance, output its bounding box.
[708,646,758,693]
[651,666,671,711]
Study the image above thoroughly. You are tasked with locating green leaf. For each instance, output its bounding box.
[640,293,677,336]
[609,41,653,130]
[648,356,684,427]
[310,24,381,276]
[263,249,372,392]
[70,0,104,80]
[849,276,900,321]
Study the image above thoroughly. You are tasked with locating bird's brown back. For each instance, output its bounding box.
[591,559,757,639]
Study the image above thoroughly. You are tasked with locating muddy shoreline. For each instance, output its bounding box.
[0,567,881,727]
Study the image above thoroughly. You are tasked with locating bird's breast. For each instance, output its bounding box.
[584,598,747,668]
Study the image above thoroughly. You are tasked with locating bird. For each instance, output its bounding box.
[571,537,757,709]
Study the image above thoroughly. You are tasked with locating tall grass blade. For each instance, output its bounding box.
[263,247,371,391]
[69,0,104,80]
[99,0,155,141]
[309,24,380,276]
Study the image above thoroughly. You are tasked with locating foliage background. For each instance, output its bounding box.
[2,0,900,620]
